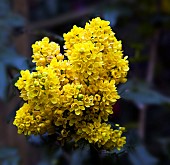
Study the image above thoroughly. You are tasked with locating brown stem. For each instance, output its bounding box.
[25,3,104,31]
[146,30,160,84]
[138,30,160,140]
[138,104,147,140]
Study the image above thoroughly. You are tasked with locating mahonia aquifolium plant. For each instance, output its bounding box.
[13,17,129,150]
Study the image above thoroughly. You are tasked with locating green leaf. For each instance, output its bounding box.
[10,74,20,86]
[6,100,22,123]
[0,48,29,70]
[0,148,18,159]
[0,48,28,101]
[0,29,9,48]
[4,13,25,27]
[0,62,8,101]
[129,144,158,165]
[0,148,20,165]
[0,0,10,17]
[70,146,90,165]
[118,79,170,105]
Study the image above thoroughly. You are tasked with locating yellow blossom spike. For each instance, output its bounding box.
[13,17,129,151]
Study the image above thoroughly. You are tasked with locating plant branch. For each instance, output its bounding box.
[138,30,160,140]
[25,3,104,31]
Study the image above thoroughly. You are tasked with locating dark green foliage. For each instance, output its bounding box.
[0,148,20,165]
[118,79,170,105]
[0,0,28,101]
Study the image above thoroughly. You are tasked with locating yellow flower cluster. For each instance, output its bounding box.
[64,17,129,84]
[76,122,126,150]
[32,37,62,67]
[13,17,129,151]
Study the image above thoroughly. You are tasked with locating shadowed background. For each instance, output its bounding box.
[0,0,170,164]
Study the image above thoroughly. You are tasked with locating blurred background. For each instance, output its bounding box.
[0,0,170,164]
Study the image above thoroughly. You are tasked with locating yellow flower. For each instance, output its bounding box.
[13,103,55,135]
[32,37,61,67]
[83,95,94,107]
[70,99,85,115]
[15,70,31,90]
[14,17,129,151]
